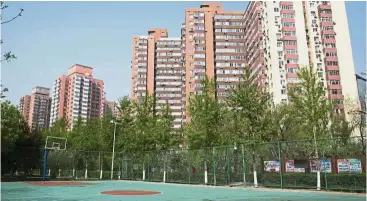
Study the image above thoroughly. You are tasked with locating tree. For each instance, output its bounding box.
[288,66,334,190]
[185,77,225,149]
[226,67,272,187]
[1,100,42,177]
[269,104,304,141]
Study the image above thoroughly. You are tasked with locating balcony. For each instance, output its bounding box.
[326,75,341,80]
[327,85,342,90]
[323,38,336,44]
[325,57,338,62]
[284,54,299,59]
[282,26,296,32]
[318,4,331,10]
[321,30,336,35]
[283,36,297,41]
[329,94,344,100]
[320,21,333,27]
[285,63,298,68]
[283,45,297,50]
[319,12,332,18]
[324,47,337,53]
[280,1,293,5]
[325,65,339,71]
[286,73,298,79]
[281,18,295,23]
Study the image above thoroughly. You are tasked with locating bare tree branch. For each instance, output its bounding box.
[0,2,24,63]
[1,7,24,25]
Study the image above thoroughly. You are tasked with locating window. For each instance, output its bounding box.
[326,70,340,75]
[330,89,342,95]
[281,5,293,10]
[326,52,337,57]
[324,43,336,48]
[277,41,282,47]
[283,40,297,46]
[328,80,341,85]
[285,49,297,54]
[283,22,295,27]
[286,59,298,64]
[287,68,299,73]
[326,61,339,66]
[317,72,323,78]
[274,8,279,12]
[284,31,296,36]
[278,51,283,57]
[310,2,314,8]
[281,14,295,18]
[281,89,286,94]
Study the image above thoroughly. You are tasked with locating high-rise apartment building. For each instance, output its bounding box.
[19,95,31,123]
[130,1,359,126]
[244,1,359,120]
[19,86,51,130]
[183,3,245,103]
[50,64,104,128]
[131,29,185,128]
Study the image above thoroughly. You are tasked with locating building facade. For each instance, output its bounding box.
[50,64,104,128]
[130,1,359,126]
[19,86,51,130]
[245,1,359,112]
[103,100,120,117]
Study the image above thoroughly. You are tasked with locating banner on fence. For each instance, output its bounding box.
[337,159,362,173]
[264,161,280,173]
[310,159,331,173]
[286,160,295,172]
[286,160,306,173]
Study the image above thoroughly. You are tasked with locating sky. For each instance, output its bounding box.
[2,1,366,104]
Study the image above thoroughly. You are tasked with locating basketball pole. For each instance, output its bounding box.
[42,149,50,182]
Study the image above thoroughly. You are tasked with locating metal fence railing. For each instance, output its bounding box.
[2,137,366,192]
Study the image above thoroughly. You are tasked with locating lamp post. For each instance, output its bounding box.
[110,120,121,180]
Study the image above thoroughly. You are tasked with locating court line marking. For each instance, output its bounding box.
[114,180,366,197]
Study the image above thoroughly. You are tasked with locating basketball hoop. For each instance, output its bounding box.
[42,136,67,182]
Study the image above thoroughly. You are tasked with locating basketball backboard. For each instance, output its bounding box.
[45,136,67,150]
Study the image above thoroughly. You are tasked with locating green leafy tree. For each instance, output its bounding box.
[185,77,225,149]
[226,67,271,187]
[288,66,334,190]
[288,66,333,145]
[1,100,42,176]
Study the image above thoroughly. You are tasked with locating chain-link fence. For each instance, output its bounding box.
[2,137,365,192]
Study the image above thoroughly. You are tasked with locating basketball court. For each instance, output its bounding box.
[1,180,365,201]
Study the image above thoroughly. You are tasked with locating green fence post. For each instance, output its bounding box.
[212,147,216,186]
[277,141,283,188]
[226,147,230,185]
[188,163,191,184]
[241,144,246,186]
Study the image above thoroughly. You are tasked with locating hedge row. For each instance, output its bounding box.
[260,173,366,191]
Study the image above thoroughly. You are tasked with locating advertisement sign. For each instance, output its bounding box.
[337,159,349,173]
[286,160,295,173]
[338,159,362,173]
[310,159,331,173]
[349,159,362,173]
[264,161,280,173]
